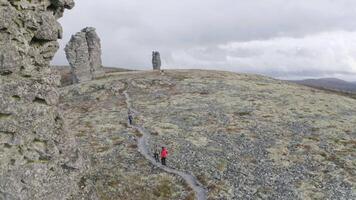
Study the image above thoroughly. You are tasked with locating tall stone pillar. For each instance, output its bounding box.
[152,51,161,70]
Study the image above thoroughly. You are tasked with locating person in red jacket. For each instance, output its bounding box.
[161,147,168,166]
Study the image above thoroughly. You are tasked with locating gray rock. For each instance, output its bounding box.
[0,0,91,199]
[84,27,105,79]
[65,31,91,83]
[34,12,63,41]
[65,27,104,83]
[152,51,161,70]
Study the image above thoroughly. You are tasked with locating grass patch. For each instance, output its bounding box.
[128,144,138,149]
[135,131,143,137]
[306,136,320,142]
[12,95,21,101]
[295,144,311,151]
[75,131,86,137]
[262,114,273,118]
[96,146,110,153]
[0,113,11,119]
[33,97,47,105]
[185,193,195,200]
[153,177,173,198]
[235,110,252,116]
[217,160,227,172]
[151,131,159,136]
[196,174,209,186]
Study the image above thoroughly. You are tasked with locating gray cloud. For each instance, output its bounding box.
[52,0,356,81]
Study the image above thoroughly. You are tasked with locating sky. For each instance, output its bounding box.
[52,0,356,81]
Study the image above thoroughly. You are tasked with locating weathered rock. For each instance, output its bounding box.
[0,0,93,199]
[84,27,105,79]
[65,31,91,83]
[152,51,161,70]
[65,27,104,83]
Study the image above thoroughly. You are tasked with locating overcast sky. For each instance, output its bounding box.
[52,0,356,81]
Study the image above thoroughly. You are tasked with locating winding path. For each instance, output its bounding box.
[123,91,207,200]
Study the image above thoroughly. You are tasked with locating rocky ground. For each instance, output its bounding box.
[59,69,355,200]
[59,73,192,200]
[52,66,132,86]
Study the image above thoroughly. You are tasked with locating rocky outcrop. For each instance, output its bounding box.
[65,27,104,83]
[0,0,93,199]
[152,51,161,70]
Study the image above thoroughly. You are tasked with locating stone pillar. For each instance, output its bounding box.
[65,27,104,83]
[152,51,161,70]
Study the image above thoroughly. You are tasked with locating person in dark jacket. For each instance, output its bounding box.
[161,147,168,166]
[128,111,133,125]
[154,146,159,163]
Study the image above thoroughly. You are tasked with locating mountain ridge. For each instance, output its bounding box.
[292,77,356,93]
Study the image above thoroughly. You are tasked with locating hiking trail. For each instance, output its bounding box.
[123,90,208,200]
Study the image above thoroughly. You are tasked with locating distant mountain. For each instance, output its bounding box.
[292,78,356,93]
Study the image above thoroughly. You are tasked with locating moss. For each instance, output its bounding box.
[0,113,11,119]
[135,131,143,137]
[75,131,86,137]
[33,97,47,105]
[12,95,21,101]
[235,110,252,116]
[217,160,227,172]
[184,193,195,200]
[96,146,110,153]
[128,144,138,149]
[196,174,209,186]
[153,177,173,198]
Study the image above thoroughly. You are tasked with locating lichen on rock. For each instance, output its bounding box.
[0,0,94,199]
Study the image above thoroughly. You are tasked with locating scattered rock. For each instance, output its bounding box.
[65,27,104,83]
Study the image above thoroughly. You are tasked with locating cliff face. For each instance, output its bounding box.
[0,1,94,199]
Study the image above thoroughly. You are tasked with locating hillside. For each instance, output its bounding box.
[293,78,356,93]
[59,70,356,200]
[52,65,133,86]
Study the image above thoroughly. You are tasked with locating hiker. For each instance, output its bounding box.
[161,147,168,166]
[154,146,160,163]
[128,111,133,125]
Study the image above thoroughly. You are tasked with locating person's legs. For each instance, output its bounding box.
[162,157,166,166]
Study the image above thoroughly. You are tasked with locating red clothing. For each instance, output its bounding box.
[161,148,168,158]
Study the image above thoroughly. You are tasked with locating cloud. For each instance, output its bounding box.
[168,31,356,81]
[52,0,356,81]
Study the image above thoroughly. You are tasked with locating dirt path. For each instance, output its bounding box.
[123,90,207,200]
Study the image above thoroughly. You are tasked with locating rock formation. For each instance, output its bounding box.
[0,1,92,199]
[65,27,104,83]
[152,51,161,70]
